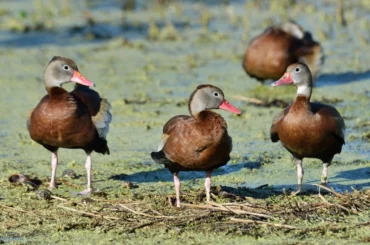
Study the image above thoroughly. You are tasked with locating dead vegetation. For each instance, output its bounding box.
[1,183,370,240]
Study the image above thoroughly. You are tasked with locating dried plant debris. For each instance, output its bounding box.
[2,184,370,241]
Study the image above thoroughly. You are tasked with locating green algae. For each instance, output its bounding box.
[0,0,370,244]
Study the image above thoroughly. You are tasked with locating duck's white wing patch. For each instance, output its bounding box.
[158,134,169,151]
[280,21,304,39]
[92,99,112,139]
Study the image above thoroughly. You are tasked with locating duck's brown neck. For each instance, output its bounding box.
[192,110,219,122]
[46,86,68,97]
[292,95,312,113]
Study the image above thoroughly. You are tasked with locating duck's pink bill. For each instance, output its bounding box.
[272,72,293,86]
[219,100,241,114]
[71,71,95,87]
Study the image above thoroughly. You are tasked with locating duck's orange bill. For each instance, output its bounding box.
[219,100,241,114]
[272,72,293,86]
[71,71,95,87]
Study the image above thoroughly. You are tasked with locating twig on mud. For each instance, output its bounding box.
[119,204,177,219]
[182,202,273,219]
[229,217,299,230]
[118,203,210,220]
[51,195,68,202]
[127,221,156,233]
[210,202,273,219]
[0,204,38,215]
[100,199,145,205]
[313,184,346,198]
[232,95,264,105]
[57,205,121,220]
[317,193,352,214]
[0,204,27,213]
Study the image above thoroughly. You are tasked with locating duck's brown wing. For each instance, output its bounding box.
[72,85,112,139]
[156,115,190,151]
[151,115,190,172]
[270,105,291,142]
[26,95,49,132]
[312,103,345,145]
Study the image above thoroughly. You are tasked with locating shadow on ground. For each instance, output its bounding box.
[108,162,248,183]
[316,70,370,87]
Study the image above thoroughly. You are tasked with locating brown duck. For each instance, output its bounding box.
[243,21,324,83]
[27,56,112,194]
[270,63,345,194]
[151,85,241,207]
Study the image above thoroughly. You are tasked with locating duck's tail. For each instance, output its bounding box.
[93,138,110,155]
[151,150,170,165]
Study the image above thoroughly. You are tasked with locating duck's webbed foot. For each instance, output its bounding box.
[320,163,329,185]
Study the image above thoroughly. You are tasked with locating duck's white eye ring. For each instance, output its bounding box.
[213,92,219,97]
[295,67,301,72]
[63,65,69,70]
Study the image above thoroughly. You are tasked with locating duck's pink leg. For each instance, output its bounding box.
[174,173,181,207]
[49,151,58,190]
[205,171,212,202]
[291,158,303,196]
[78,152,93,195]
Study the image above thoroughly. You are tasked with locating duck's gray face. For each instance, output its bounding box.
[44,56,95,88]
[271,63,312,87]
[191,85,241,114]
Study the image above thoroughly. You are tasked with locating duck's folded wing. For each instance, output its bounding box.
[270,105,290,142]
[314,104,345,145]
[156,115,190,151]
[72,85,112,139]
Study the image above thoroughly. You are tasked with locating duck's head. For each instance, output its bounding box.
[271,63,313,98]
[189,84,241,117]
[44,56,95,89]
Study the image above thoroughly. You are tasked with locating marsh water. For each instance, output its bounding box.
[1,0,370,244]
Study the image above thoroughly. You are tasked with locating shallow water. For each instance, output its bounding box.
[1,0,370,244]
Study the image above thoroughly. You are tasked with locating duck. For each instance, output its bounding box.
[270,63,345,194]
[243,21,324,83]
[27,56,112,195]
[151,84,241,207]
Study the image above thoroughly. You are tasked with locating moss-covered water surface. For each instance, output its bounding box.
[1,0,370,244]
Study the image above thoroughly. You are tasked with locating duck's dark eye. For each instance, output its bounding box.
[213,92,219,97]
[63,65,69,71]
[295,67,301,72]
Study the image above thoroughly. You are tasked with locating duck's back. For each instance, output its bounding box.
[243,28,296,81]
[243,27,323,81]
